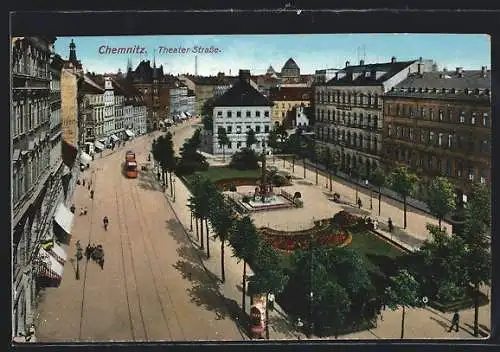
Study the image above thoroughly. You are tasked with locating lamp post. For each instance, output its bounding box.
[365,179,373,210]
[189,205,193,231]
[173,177,176,203]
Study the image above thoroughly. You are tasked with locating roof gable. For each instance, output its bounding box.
[213,80,273,107]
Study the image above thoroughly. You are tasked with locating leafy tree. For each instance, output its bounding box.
[246,128,257,149]
[217,127,231,162]
[389,166,419,229]
[229,148,259,170]
[267,127,280,163]
[314,280,351,338]
[229,216,262,311]
[459,183,491,336]
[370,168,386,216]
[201,98,215,131]
[322,148,339,192]
[427,177,456,230]
[176,130,209,175]
[385,269,421,339]
[151,133,176,191]
[208,192,235,282]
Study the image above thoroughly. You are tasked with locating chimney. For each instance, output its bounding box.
[391,56,396,63]
[456,67,463,77]
[360,59,365,65]
[345,61,350,68]
[481,66,487,77]
[417,63,424,75]
[239,69,251,83]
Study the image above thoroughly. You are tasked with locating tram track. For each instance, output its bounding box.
[114,173,149,341]
[127,173,185,340]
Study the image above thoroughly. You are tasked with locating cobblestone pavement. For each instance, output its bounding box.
[35,120,245,342]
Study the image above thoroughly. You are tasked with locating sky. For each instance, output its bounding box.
[54,34,491,76]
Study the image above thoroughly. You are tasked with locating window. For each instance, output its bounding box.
[227,126,232,133]
[409,128,414,140]
[264,111,269,117]
[427,157,433,169]
[256,111,261,117]
[448,134,453,148]
[410,107,415,117]
[483,112,489,127]
[438,133,443,146]
[459,111,465,123]
[429,108,434,120]
[470,112,477,125]
[217,111,222,116]
[468,168,475,181]
[264,125,270,133]
[227,111,232,118]
[236,111,241,117]
[482,139,490,153]
[236,141,241,148]
[255,125,261,133]
[421,107,426,118]
[236,126,241,134]
[396,104,401,116]
[439,109,444,121]
[429,131,434,143]
[246,111,251,117]
[396,126,401,138]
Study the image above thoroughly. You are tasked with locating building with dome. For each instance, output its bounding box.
[281,58,301,81]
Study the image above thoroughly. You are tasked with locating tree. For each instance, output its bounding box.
[163,132,177,194]
[314,280,350,339]
[246,128,257,149]
[370,168,386,216]
[389,166,419,229]
[208,192,235,283]
[176,129,209,175]
[229,216,262,312]
[229,148,260,170]
[267,127,279,163]
[201,98,215,131]
[322,148,339,192]
[459,184,491,336]
[385,269,421,339]
[217,127,231,162]
[151,133,176,191]
[427,177,456,230]
[350,163,361,204]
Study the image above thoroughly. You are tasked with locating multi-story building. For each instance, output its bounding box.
[212,70,274,156]
[79,74,105,149]
[126,60,173,131]
[169,83,196,122]
[383,66,491,201]
[314,68,341,85]
[281,58,301,82]
[269,87,312,127]
[179,73,237,116]
[314,57,433,176]
[11,36,76,342]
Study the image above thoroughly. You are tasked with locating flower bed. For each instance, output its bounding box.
[215,177,260,189]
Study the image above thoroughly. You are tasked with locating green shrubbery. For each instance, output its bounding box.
[229,148,259,170]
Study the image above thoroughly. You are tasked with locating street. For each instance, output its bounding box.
[35,120,246,342]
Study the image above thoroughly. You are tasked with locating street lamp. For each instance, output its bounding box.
[173,177,176,203]
[189,204,193,231]
[365,179,373,210]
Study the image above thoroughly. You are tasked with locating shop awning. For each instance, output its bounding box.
[62,165,71,176]
[80,152,92,165]
[94,141,105,150]
[12,149,21,162]
[48,242,67,265]
[36,248,64,280]
[53,203,74,235]
[110,134,120,142]
[125,129,135,137]
[99,138,107,144]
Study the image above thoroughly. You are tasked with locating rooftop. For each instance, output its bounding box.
[213,73,273,107]
[326,60,417,86]
[269,87,312,101]
[282,58,300,71]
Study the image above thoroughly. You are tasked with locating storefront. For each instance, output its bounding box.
[53,202,75,245]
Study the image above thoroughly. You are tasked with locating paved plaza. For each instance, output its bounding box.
[34,119,490,342]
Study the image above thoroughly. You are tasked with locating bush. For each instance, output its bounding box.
[272,174,288,187]
[229,148,259,170]
[242,195,251,203]
[176,152,209,175]
[294,199,304,208]
[228,184,237,192]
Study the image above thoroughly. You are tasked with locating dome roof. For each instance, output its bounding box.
[266,65,276,74]
[282,58,299,70]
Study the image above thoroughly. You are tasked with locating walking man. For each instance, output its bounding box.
[449,311,460,332]
[85,243,92,261]
[388,217,394,233]
[90,189,94,199]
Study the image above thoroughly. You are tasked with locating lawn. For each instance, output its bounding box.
[349,230,406,260]
[193,166,261,183]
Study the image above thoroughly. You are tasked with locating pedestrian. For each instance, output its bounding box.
[388,217,393,233]
[85,243,92,261]
[90,189,94,199]
[70,204,76,214]
[157,171,161,181]
[83,206,88,215]
[80,207,85,216]
[99,257,104,270]
[449,311,460,332]
[82,179,86,187]
[357,197,362,208]
[103,216,109,230]
[268,293,275,310]
[373,219,379,231]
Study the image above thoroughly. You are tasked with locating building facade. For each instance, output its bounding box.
[314,57,433,176]
[383,66,491,200]
[169,84,196,122]
[12,36,76,342]
[269,87,312,127]
[212,70,274,156]
[126,60,173,131]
